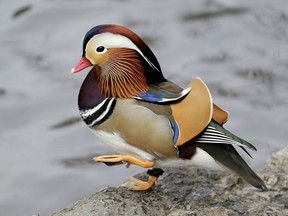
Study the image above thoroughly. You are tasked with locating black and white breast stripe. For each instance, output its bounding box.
[79,98,116,127]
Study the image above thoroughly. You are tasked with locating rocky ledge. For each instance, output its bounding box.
[52,146,288,216]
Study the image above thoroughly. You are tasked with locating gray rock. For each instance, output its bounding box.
[52,146,288,216]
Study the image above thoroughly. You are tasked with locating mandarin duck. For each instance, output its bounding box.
[71,24,267,191]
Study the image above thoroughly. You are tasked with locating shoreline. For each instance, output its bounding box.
[52,145,288,216]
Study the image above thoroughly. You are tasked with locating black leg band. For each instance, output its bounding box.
[147,168,164,178]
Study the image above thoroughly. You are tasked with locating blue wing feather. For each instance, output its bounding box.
[137,91,163,102]
[135,87,190,103]
[170,120,179,144]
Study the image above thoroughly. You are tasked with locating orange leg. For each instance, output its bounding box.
[94,154,159,190]
[94,154,155,168]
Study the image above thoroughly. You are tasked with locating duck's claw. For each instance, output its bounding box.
[121,176,158,191]
[93,154,154,168]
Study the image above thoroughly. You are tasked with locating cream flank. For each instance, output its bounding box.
[157,147,226,171]
[92,130,156,161]
[92,130,225,171]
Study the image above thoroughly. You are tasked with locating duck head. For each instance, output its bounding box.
[71,24,166,98]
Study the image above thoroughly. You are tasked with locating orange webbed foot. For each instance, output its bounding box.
[121,176,158,191]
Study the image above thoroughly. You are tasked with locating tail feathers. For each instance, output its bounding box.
[208,120,257,151]
[195,121,256,158]
[198,143,267,190]
[194,120,267,190]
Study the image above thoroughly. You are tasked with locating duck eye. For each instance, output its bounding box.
[96,46,106,53]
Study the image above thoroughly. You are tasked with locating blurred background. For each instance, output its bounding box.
[0,0,287,215]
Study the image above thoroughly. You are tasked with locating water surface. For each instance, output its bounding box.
[0,0,287,215]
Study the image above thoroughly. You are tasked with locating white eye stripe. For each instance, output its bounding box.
[87,32,141,53]
[86,32,160,72]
